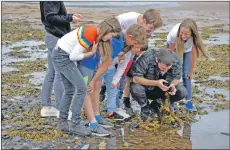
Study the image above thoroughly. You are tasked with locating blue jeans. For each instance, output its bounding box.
[183,51,192,100]
[40,32,64,109]
[101,68,118,113]
[116,76,126,108]
[52,48,88,123]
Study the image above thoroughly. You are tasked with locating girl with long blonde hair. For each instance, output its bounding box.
[167,18,207,111]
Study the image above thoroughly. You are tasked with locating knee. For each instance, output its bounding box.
[76,84,87,94]
[176,85,187,100]
[65,86,75,95]
[130,82,145,97]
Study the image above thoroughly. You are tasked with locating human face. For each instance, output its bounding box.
[143,19,155,37]
[102,32,119,41]
[158,62,171,72]
[180,27,192,41]
[130,44,142,54]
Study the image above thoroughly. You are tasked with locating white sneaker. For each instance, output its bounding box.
[115,108,130,119]
[56,110,72,121]
[40,106,58,117]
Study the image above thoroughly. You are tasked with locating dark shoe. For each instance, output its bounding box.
[123,97,134,116]
[58,120,69,133]
[70,121,92,136]
[105,112,125,121]
[149,100,162,115]
[100,84,106,102]
[140,106,152,121]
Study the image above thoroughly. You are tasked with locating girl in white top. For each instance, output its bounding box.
[166,18,208,112]
[52,17,121,137]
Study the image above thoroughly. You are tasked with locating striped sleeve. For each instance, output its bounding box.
[77,26,97,49]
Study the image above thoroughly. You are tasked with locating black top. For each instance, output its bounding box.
[40,1,73,38]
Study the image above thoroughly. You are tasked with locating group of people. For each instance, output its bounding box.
[39,1,207,137]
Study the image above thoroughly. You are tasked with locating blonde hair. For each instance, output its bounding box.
[123,24,147,53]
[143,9,163,29]
[95,17,121,60]
[176,18,207,58]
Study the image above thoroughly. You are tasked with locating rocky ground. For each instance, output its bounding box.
[1,2,229,149]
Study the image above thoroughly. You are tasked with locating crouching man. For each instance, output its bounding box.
[129,48,187,121]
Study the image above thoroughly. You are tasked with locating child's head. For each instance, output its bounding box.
[143,9,163,36]
[97,17,121,60]
[125,24,147,53]
[176,18,207,58]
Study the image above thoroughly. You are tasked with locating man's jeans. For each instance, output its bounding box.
[183,51,192,101]
[52,48,87,123]
[130,82,187,107]
[40,32,64,109]
[101,68,118,113]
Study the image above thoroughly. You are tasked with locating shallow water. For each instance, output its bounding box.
[191,110,230,149]
[209,76,229,82]
[198,86,229,101]
[204,33,230,45]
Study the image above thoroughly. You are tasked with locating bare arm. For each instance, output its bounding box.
[190,45,197,73]
[169,43,175,51]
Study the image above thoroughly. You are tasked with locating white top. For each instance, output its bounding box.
[111,51,134,85]
[167,23,193,53]
[116,12,141,30]
[57,28,85,61]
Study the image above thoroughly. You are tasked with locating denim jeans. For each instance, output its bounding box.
[115,76,126,108]
[40,32,64,109]
[183,51,192,100]
[52,48,88,123]
[166,42,192,101]
[101,68,118,113]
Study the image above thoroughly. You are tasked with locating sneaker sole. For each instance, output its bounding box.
[41,113,57,117]
[100,124,114,128]
[91,132,110,137]
[69,131,92,137]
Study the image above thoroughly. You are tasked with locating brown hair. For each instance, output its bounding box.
[123,24,147,53]
[143,9,163,29]
[95,17,121,60]
[176,18,207,58]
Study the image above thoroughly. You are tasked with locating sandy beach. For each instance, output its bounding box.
[1,2,229,149]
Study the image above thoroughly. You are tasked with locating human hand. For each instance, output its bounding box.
[168,84,176,95]
[157,79,169,91]
[72,13,82,23]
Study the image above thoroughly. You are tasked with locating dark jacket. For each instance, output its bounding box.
[129,49,182,90]
[40,1,73,38]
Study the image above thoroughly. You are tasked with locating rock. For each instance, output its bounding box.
[107,137,117,149]
[44,125,53,129]
[2,104,9,110]
[98,141,107,149]
[2,131,8,136]
[81,144,90,149]
[5,125,12,129]
[75,140,81,145]
[12,136,22,142]
[60,144,68,149]
[66,139,75,143]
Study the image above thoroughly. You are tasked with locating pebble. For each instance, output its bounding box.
[81,144,90,149]
[2,104,9,110]
[2,131,8,136]
[12,136,22,142]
